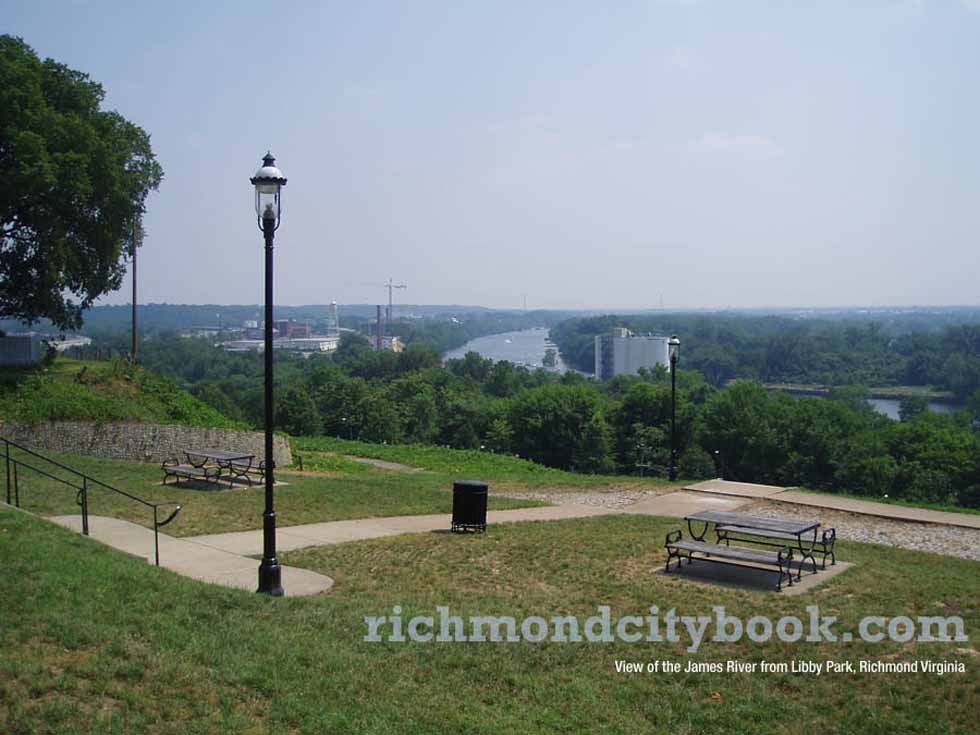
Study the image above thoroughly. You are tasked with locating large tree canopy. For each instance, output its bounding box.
[0,35,163,329]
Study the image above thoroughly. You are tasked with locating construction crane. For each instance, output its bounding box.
[384,278,407,329]
[343,279,407,334]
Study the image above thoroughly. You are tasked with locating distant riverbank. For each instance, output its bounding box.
[758,383,961,420]
[761,382,957,402]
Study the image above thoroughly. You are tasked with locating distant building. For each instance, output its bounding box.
[377,335,404,353]
[0,335,45,366]
[219,335,339,355]
[179,326,244,339]
[0,333,92,365]
[276,336,337,353]
[594,328,669,380]
[272,320,312,339]
[47,335,92,352]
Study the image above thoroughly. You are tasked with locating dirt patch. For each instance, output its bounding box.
[346,456,424,472]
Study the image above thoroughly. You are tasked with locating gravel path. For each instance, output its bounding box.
[493,489,662,510]
[741,500,980,562]
[494,487,980,561]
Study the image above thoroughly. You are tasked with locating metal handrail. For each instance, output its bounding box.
[3,438,181,566]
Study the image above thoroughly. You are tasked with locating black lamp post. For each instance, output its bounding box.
[668,335,680,481]
[251,152,287,596]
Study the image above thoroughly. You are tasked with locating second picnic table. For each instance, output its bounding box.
[185,448,257,486]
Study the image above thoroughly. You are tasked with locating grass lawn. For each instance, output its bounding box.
[2,508,977,734]
[3,448,545,537]
[291,436,684,493]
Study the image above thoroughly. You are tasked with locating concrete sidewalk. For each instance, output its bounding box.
[41,480,977,597]
[186,504,622,556]
[684,480,980,530]
[627,490,752,517]
[48,514,335,597]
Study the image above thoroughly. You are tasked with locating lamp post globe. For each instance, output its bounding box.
[668,335,680,482]
[251,152,287,597]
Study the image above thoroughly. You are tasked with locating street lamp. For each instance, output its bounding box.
[251,152,287,596]
[668,335,680,482]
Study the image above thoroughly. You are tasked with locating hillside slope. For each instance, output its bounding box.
[0,357,243,428]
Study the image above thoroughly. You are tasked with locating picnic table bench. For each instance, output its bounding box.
[665,530,795,591]
[161,460,223,487]
[716,525,837,570]
[161,448,259,488]
[665,510,833,590]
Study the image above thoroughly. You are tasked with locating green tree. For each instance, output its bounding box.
[507,384,613,470]
[898,395,929,422]
[484,417,513,454]
[446,351,492,383]
[700,382,792,484]
[387,373,439,443]
[0,36,163,329]
[277,382,321,436]
[677,447,717,481]
[356,393,403,444]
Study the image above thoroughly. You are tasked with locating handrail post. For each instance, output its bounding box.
[81,477,89,536]
[5,441,10,505]
[153,506,160,567]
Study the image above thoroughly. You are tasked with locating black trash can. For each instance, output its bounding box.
[451,480,488,533]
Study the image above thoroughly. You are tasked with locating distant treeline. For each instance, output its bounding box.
[550,313,980,400]
[2,303,564,339]
[75,310,568,358]
[102,332,980,509]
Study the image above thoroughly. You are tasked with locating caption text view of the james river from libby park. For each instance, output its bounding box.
[442,328,958,422]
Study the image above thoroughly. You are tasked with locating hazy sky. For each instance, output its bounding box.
[5,1,980,310]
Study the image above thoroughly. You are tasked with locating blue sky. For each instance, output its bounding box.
[5,0,980,309]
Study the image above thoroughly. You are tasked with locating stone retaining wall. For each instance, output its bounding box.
[0,421,292,466]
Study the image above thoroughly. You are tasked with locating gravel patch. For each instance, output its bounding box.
[493,489,661,510]
[741,500,980,562]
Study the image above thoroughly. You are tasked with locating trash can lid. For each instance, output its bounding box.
[453,480,489,488]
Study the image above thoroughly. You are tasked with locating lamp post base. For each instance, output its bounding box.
[257,559,284,596]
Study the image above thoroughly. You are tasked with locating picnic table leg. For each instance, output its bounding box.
[686,518,709,542]
[795,529,819,580]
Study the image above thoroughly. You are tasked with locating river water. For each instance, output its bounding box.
[442,330,960,419]
[442,328,574,373]
[864,398,956,420]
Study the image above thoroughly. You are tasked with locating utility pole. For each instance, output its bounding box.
[131,220,141,363]
[385,278,406,334]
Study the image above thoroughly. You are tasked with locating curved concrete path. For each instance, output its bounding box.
[40,480,977,596]
[185,504,621,556]
[48,514,335,597]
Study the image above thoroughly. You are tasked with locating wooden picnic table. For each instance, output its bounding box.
[684,509,821,578]
[184,448,256,485]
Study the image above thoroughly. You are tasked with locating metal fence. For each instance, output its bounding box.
[2,438,181,566]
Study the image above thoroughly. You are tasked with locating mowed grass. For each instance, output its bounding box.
[292,436,683,492]
[2,508,977,734]
[3,448,544,537]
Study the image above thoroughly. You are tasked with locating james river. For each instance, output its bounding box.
[442,328,959,421]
